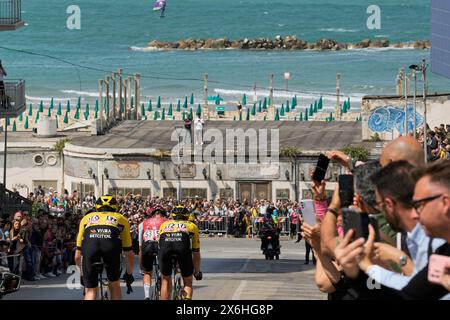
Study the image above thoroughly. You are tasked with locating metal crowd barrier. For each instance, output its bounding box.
[197,216,228,235]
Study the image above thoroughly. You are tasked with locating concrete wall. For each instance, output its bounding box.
[362,94,450,140]
[0,150,62,197]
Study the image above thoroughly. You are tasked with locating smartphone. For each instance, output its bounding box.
[428,254,450,285]
[312,154,330,183]
[342,208,370,241]
[339,175,354,208]
[300,200,316,226]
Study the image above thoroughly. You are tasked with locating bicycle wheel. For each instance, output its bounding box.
[151,265,161,300]
[173,273,183,300]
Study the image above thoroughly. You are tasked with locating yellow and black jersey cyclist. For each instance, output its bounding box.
[75,196,135,300]
[158,205,202,300]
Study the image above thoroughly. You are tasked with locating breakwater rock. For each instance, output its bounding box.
[144,36,430,51]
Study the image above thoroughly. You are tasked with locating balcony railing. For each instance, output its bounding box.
[0,80,26,118]
[0,0,24,31]
[0,183,33,217]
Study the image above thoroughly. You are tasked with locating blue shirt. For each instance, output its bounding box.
[367,223,446,291]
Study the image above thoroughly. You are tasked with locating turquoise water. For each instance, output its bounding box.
[1,0,450,109]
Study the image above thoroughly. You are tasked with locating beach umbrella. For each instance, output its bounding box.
[50,97,54,109]
[141,103,146,116]
[94,99,99,112]
[189,108,193,120]
[242,94,247,106]
[313,101,318,113]
[257,101,262,113]
[304,109,309,121]
[161,108,166,120]
[85,103,90,115]
[131,96,134,109]
[5,117,10,126]
[196,104,202,116]
[347,97,351,110]
[182,111,186,120]
[28,103,33,116]
[309,104,313,117]
[246,107,250,121]
[239,110,242,121]
[47,107,51,117]
[190,93,194,105]
[215,94,221,105]
[63,112,69,124]
[77,96,81,108]
[66,100,71,113]
[94,111,98,119]
[103,99,106,112]
[318,96,323,110]
[251,104,256,116]
[183,97,188,108]
[329,112,333,121]
[341,102,347,114]
[148,100,152,112]
[275,108,280,121]
[280,104,285,116]
[299,112,303,121]
[39,101,44,113]
[74,108,80,120]
[294,115,297,121]
[24,116,29,129]
[268,97,271,107]
[19,113,23,122]
[35,112,40,123]
[263,97,267,109]
[286,100,290,113]
[291,96,296,109]
[168,103,173,116]
[157,96,161,108]
[177,100,181,112]
[153,111,158,120]
[83,111,89,121]
[120,102,125,114]
[57,102,62,116]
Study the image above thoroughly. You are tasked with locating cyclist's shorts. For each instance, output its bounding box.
[158,233,193,278]
[141,241,159,272]
[82,238,122,288]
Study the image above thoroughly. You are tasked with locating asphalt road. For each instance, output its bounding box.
[3,236,326,300]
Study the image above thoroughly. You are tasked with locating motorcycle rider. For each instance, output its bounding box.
[259,206,280,253]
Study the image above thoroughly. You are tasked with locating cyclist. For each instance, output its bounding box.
[158,205,202,300]
[75,195,134,300]
[138,205,167,300]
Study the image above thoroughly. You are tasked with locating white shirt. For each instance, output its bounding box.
[367,224,447,294]
[195,118,204,130]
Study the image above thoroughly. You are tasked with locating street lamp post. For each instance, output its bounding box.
[412,69,417,138]
[284,72,290,92]
[409,59,428,163]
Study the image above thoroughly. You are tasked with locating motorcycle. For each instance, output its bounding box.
[0,266,21,299]
[259,227,281,260]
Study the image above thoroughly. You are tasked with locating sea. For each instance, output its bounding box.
[1,0,450,111]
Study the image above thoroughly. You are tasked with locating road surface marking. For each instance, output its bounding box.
[231,280,247,300]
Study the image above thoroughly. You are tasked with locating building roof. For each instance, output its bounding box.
[68,120,362,154]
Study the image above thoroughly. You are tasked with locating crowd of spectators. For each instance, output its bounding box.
[301,137,449,300]
[417,123,450,161]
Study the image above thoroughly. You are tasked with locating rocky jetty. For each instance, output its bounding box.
[144,36,430,51]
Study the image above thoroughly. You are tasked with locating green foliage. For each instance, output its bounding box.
[339,145,370,162]
[370,133,381,142]
[53,138,71,154]
[280,146,302,158]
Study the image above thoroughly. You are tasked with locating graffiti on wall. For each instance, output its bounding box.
[368,105,424,134]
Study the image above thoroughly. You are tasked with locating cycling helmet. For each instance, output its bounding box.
[95,195,119,212]
[148,205,166,217]
[170,205,190,220]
